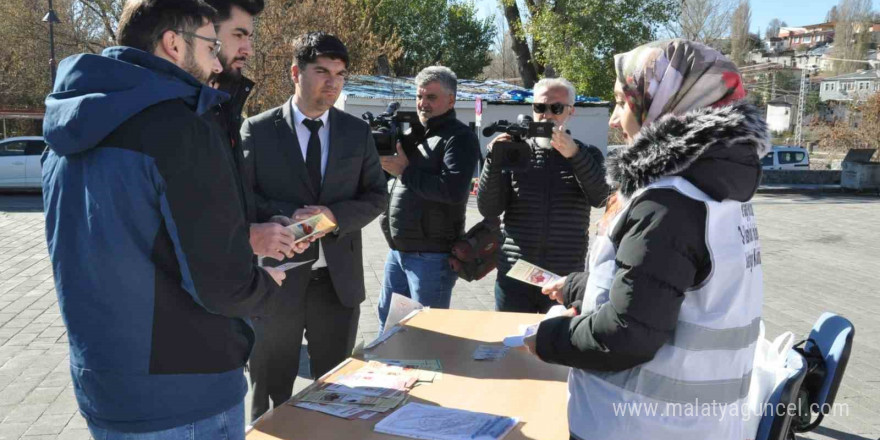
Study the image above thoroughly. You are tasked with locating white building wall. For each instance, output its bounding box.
[766,104,793,133]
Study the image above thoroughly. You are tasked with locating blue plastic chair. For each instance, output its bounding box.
[755,349,807,440]
[793,312,855,433]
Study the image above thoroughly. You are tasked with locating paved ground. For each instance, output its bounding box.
[0,191,878,440]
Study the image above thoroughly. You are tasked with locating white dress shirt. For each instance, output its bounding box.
[291,101,330,268]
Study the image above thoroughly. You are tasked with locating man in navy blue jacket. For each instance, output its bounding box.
[41,0,288,438]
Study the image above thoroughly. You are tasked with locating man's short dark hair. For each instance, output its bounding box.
[292,32,349,70]
[117,0,217,53]
[204,0,264,22]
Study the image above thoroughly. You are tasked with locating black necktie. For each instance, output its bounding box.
[302,118,323,193]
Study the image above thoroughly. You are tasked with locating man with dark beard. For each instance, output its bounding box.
[206,0,306,260]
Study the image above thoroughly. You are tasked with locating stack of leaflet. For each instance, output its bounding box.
[292,359,442,420]
[374,403,518,440]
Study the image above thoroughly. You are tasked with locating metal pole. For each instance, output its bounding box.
[794,67,807,147]
[48,0,57,88]
[44,0,60,90]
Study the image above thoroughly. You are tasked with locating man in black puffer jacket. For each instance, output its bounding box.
[377,66,481,327]
[478,78,609,313]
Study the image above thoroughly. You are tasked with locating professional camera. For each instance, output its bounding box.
[361,102,419,156]
[482,115,555,171]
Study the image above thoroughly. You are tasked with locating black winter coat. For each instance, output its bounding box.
[477,139,609,276]
[380,110,481,253]
[212,76,256,222]
[536,103,769,372]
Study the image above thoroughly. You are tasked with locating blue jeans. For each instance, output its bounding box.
[87,401,244,440]
[377,250,457,328]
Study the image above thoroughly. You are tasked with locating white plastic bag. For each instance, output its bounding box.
[745,320,795,439]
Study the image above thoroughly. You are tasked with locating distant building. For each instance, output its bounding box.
[747,44,877,73]
[779,23,835,50]
[765,37,785,54]
[820,70,880,102]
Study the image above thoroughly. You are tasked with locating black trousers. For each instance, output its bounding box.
[248,269,360,420]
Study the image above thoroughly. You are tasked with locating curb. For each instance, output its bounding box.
[757,185,880,196]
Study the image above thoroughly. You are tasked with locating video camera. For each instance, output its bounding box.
[482,115,555,171]
[361,102,420,156]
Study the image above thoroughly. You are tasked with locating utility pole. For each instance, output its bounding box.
[794,66,808,147]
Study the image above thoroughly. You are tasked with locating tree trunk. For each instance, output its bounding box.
[502,1,538,88]
[524,0,544,76]
[376,54,391,76]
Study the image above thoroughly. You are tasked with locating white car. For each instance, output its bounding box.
[761,146,810,170]
[0,136,46,190]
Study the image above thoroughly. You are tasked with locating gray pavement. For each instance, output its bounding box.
[1,192,878,440]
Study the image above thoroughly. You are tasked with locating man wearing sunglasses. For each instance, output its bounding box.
[478,77,610,314]
[41,0,286,438]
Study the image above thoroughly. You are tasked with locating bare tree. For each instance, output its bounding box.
[831,0,874,74]
[826,5,839,22]
[766,18,787,39]
[729,0,751,65]
[77,0,123,44]
[669,0,739,48]
[482,14,519,82]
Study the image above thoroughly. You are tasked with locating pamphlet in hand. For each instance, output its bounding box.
[288,213,336,243]
[502,306,568,348]
[502,324,538,348]
[374,402,518,440]
[506,260,561,288]
[545,304,568,319]
[273,260,315,272]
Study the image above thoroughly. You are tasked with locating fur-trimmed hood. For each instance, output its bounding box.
[607,103,770,202]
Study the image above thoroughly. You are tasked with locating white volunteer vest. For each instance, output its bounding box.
[569,177,763,440]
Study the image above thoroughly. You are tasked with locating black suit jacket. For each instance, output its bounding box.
[240,98,387,307]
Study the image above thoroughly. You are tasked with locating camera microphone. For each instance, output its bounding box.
[482,124,497,137]
[382,102,401,116]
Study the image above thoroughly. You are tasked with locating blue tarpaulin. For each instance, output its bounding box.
[343,75,603,103]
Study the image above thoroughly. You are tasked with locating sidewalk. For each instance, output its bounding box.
[757,184,846,194]
[1,193,879,439]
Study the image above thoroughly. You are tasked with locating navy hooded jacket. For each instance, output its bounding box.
[42,46,278,432]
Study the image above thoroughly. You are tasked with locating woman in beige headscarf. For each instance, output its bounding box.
[529,39,770,440]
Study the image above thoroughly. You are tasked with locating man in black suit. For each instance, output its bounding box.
[240,32,386,420]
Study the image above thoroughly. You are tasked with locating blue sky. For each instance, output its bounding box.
[475,0,880,36]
